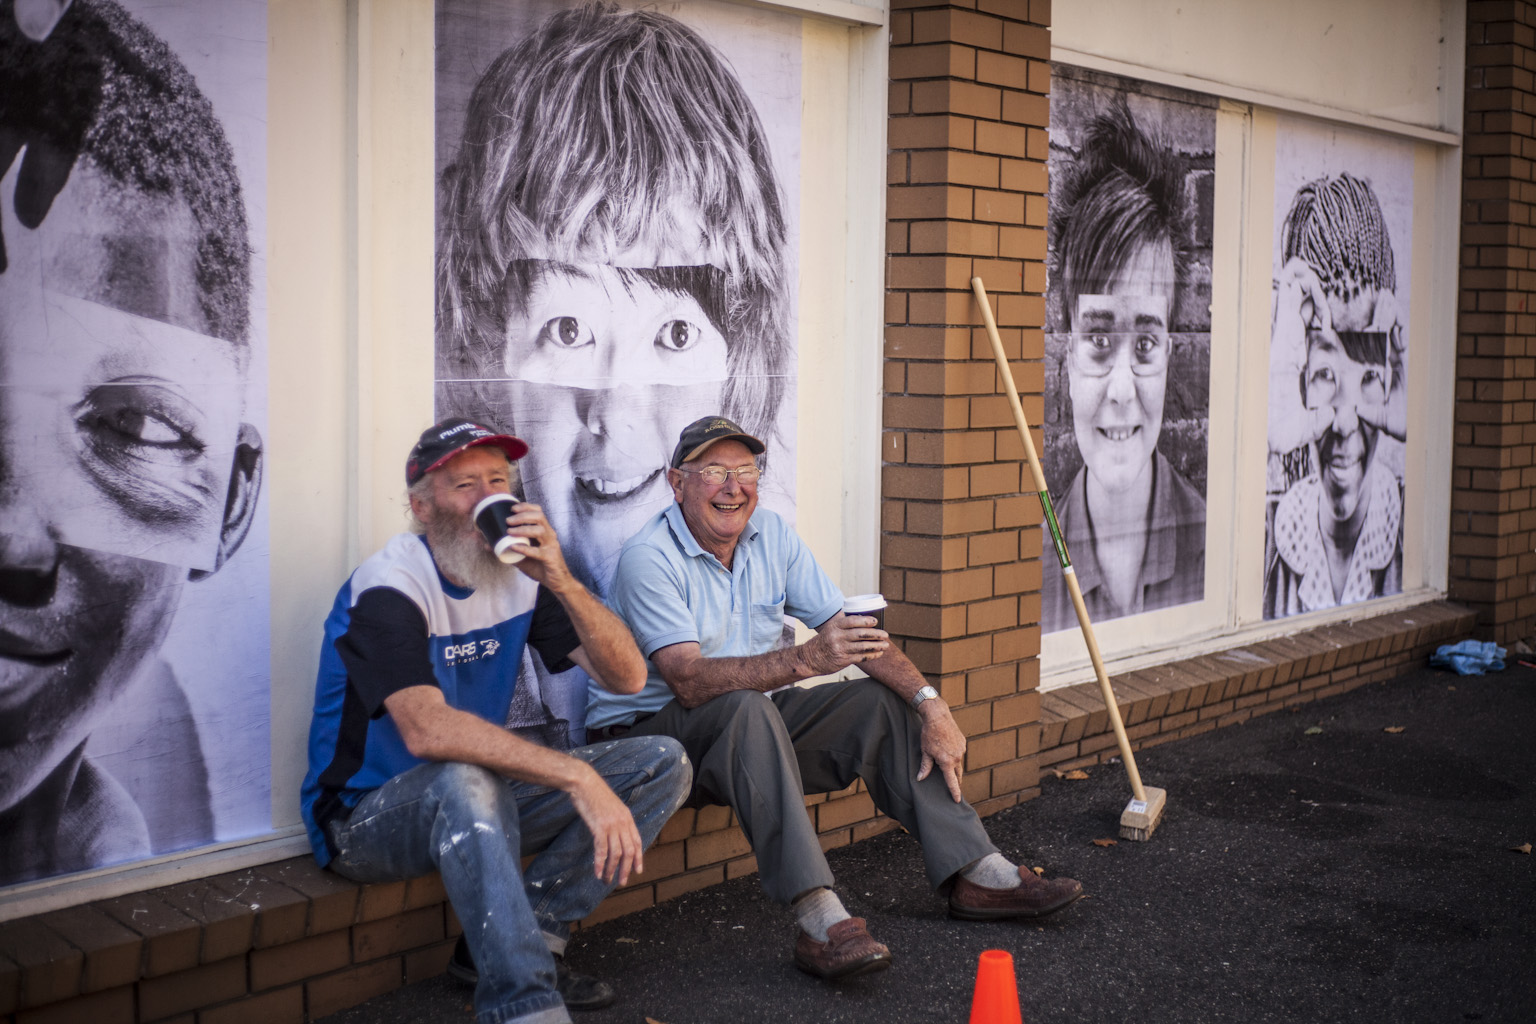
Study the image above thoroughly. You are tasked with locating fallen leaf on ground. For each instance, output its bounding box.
[1031,865,1045,876]
[616,937,638,944]
[1513,843,1531,854]
[1091,838,1117,847]
[1063,769,1090,780]
[1304,726,1324,735]
[1383,726,1406,734]
[646,1018,669,1024]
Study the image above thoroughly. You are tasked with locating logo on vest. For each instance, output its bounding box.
[444,638,502,665]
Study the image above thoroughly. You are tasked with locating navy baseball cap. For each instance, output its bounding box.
[669,415,766,468]
[406,418,528,485]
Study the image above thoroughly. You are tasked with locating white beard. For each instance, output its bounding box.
[427,515,517,592]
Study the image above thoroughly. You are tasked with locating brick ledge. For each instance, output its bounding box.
[1038,600,1476,772]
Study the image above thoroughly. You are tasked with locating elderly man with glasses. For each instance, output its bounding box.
[589,416,1083,983]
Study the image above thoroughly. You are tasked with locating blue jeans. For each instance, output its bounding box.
[326,738,691,1024]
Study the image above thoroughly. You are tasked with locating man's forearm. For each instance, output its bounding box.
[546,578,647,692]
[858,646,929,704]
[660,643,821,708]
[656,612,901,709]
[392,689,599,791]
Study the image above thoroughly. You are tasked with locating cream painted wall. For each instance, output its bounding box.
[267,1,436,835]
[1054,0,1463,134]
[789,14,889,664]
[266,0,354,836]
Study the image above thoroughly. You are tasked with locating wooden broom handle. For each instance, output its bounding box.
[970,278,1146,802]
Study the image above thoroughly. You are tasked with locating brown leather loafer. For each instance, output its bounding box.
[949,866,1084,920]
[793,917,893,981]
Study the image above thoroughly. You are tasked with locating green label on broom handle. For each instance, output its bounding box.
[1038,489,1072,570]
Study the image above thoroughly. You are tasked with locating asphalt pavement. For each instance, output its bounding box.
[317,661,1536,1023]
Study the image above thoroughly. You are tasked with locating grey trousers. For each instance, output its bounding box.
[627,679,997,904]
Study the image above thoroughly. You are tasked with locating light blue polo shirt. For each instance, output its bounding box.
[590,502,845,729]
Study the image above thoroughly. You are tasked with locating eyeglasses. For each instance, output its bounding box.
[677,464,761,486]
[1068,331,1170,377]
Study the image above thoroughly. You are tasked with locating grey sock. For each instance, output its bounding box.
[961,853,1022,889]
[793,887,851,942]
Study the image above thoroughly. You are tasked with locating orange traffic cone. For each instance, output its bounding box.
[969,949,1022,1024]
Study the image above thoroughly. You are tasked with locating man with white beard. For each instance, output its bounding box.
[300,419,691,1024]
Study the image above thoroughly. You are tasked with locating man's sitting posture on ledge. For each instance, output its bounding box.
[301,420,691,1024]
[588,416,1083,980]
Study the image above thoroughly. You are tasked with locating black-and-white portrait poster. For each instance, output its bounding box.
[1042,66,1215,635]
[1265,117,1413,619]
[435,0,800,745]
[0,0,270,887]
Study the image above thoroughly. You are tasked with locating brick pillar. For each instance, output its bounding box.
[885,0,1051,813]
[1452,1,1536,644]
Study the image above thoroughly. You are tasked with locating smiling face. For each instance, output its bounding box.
[668,439,760,563]
[1066,241,1174,496]
[502,261,730,594]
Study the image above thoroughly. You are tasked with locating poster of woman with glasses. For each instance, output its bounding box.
[1264,118,1413,619]
[1041,67,1216,635]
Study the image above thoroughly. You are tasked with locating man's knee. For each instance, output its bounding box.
[647,736,693,803]
[708,689,781,732]
[612,735,692,789]
[653,735,689,772]
[429,762,509,823]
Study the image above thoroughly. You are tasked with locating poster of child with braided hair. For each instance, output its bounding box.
[1041,66,1216,635]
[434,0,798,745]
[1265,117,1413,619]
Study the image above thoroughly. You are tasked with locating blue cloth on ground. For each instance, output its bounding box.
[1430,640,1506,676]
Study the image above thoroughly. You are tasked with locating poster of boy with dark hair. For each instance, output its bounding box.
[434,0,799,744]
[0,0,269,887]
[1265,118,1412,618]
[1042,67,1215,636]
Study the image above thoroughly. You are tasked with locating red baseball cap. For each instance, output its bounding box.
[405,418,529,485]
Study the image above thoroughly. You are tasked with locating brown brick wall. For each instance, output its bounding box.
[885,0,1053,818]
[1452,0,1536,644]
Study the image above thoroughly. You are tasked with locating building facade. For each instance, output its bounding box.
[2,1,1527,1021]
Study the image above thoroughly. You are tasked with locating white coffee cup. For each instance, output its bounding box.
[842,593,887,630]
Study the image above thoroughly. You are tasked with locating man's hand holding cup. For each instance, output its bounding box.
[473,494,533,564]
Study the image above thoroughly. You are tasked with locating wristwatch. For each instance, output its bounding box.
[909,685,939,711]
